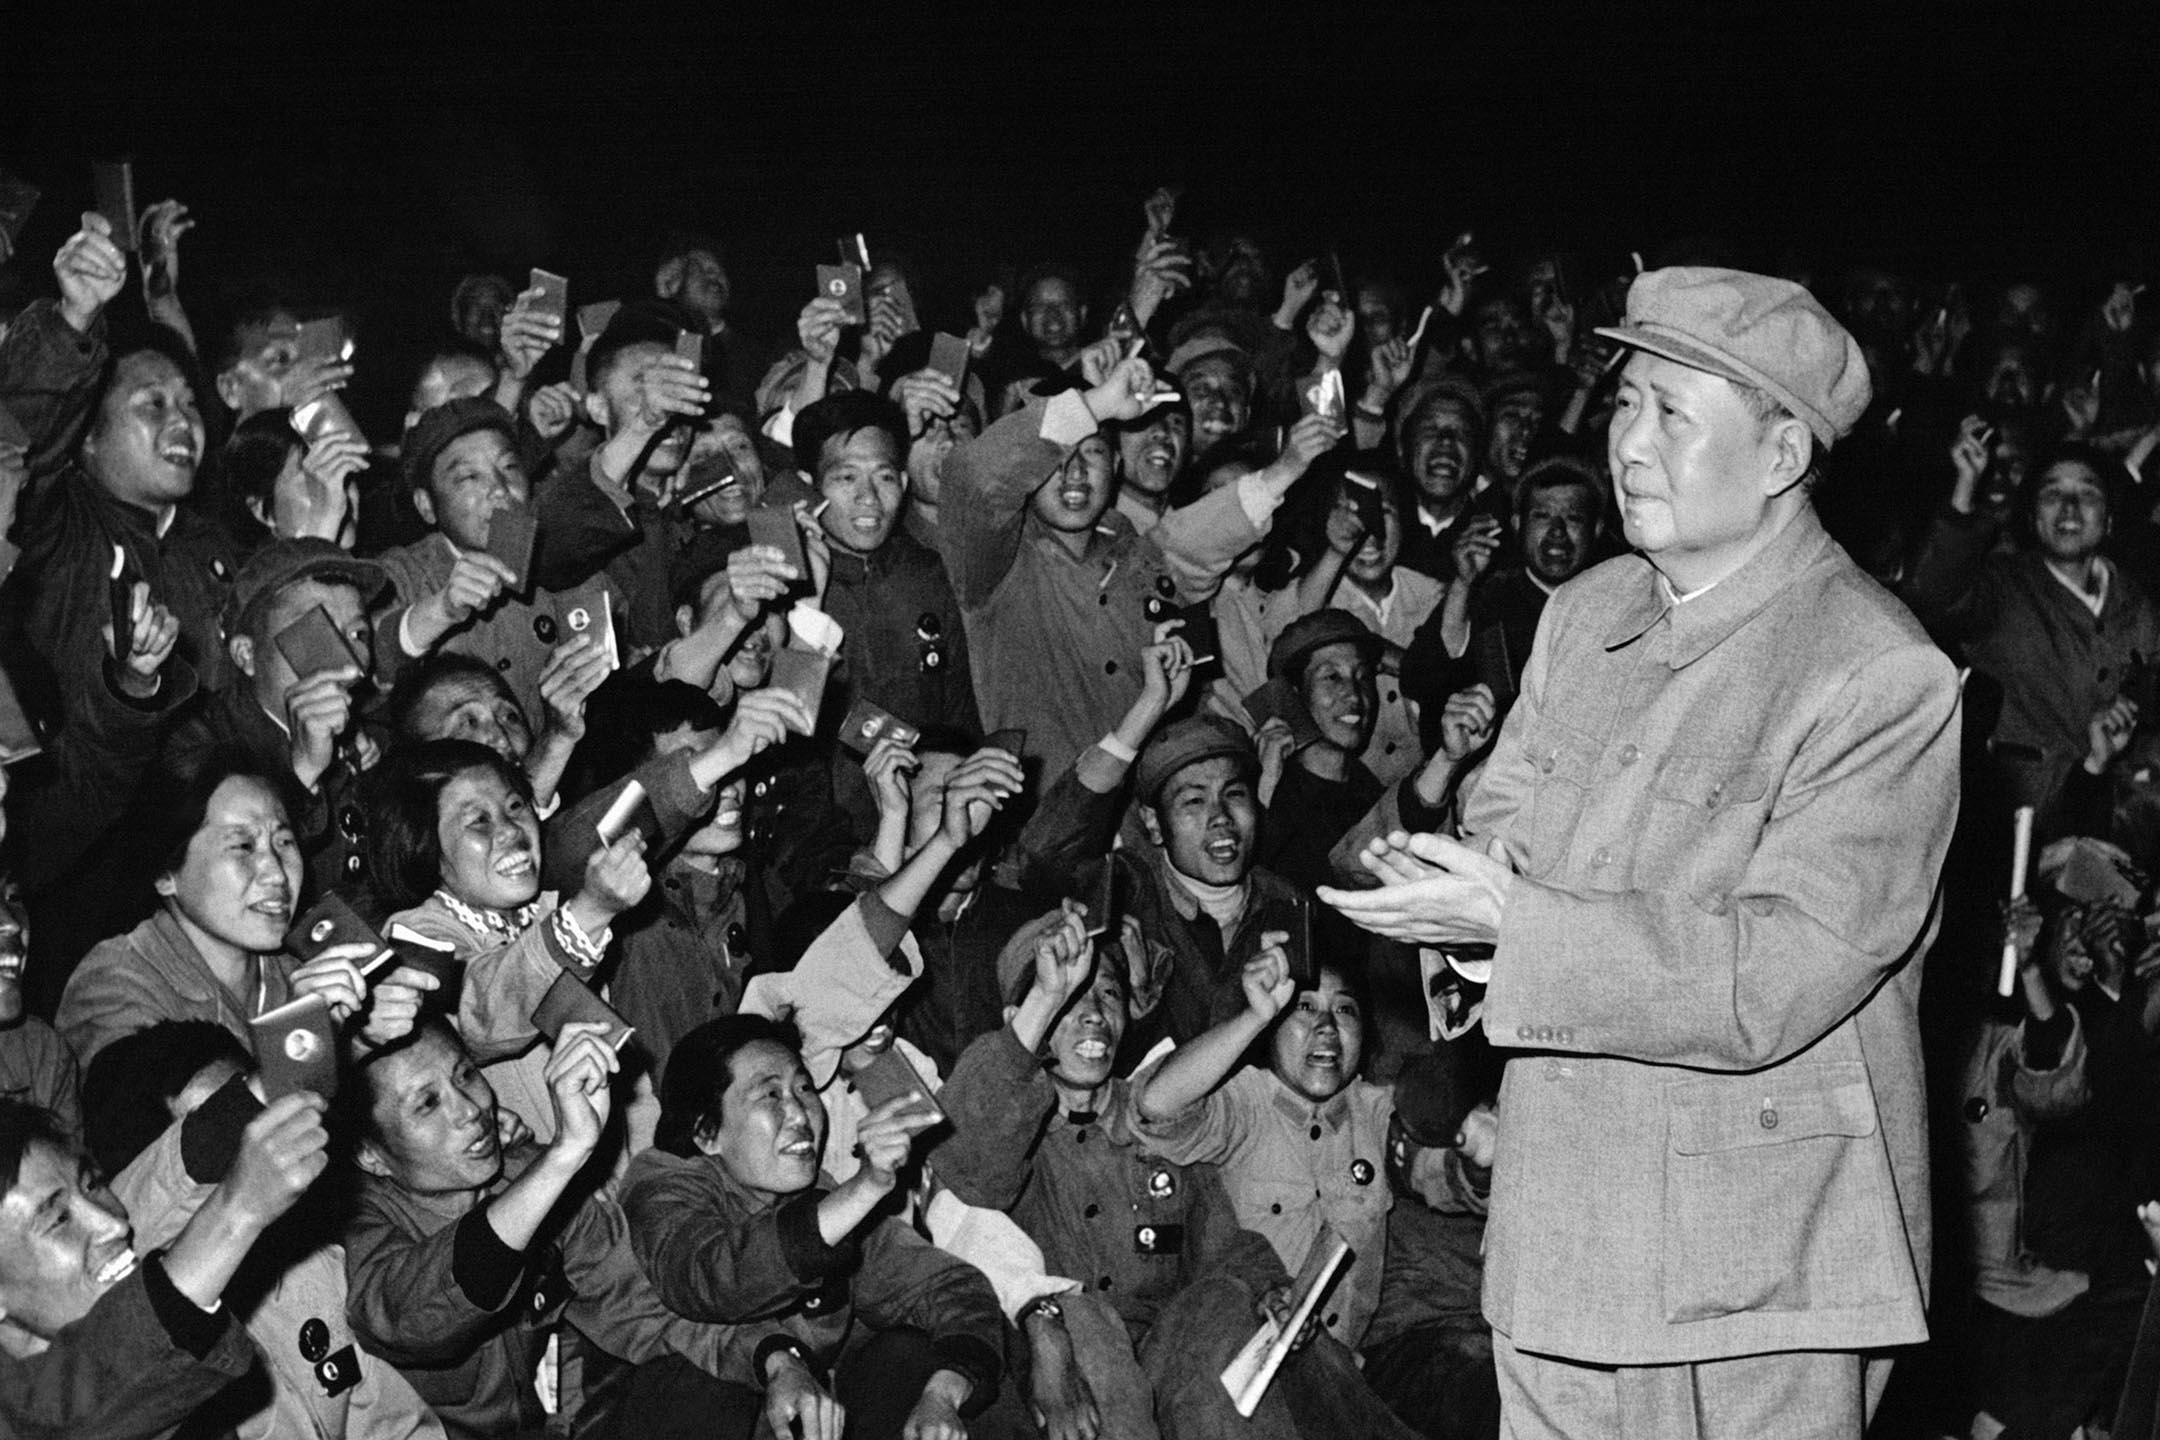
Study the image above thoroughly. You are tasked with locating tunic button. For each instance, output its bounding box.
[1541,752,1557,774]
[345,855,362,875]
[1105,660,1119,676]
[1759,1107,1780,1131]
[1557,1028,1574,1044]
[1269,1202,1282,1215]
[1618,744,1639,765]
[1084,1203,1100,1219]
[1309,1124,1322,1141]
[1517,1025,1534,1041]
[1591,846,1611,867]
[496,657,512,671]
[1536,1026,1553,1042]
[1099,1276,1114,1290]
[1706,783,1725,809]
[1098,594,1110,607]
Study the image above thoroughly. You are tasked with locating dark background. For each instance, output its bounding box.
[4,3,2155,407]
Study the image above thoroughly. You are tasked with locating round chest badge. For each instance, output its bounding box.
[1147,1168,1175,1199]
[1350,1158,1375,1187]
[533,614,558,644]
[565,607,591,635]
[309,919,335,944]
[285,1028,321,1063]
[298,1317,330,1362]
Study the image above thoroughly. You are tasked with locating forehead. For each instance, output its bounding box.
[1181,358,1245,391]
[440,767,517,814]
[1618,350,1740,407]
[1164,754,1251,802]
[1527,482,1598,518]
[2037,463,2107,500]
[0,1142,81,1221]
[1299,969,1357,1005]
[819,427,901,474]
[235,313,302,351]
[113,351,190,396]
[1411,399,1475,432]
[1026,277,1079,306]
[1306,640,1373,677]
[422,670,516,716]
[432,428,514,480]
[372,1028,466,1103]
[202,775,286,832]
[726,1039,807,1093]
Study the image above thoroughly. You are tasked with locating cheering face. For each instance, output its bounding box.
[682,778,747,860]
[1144,756,1259,887]
[1521,484,1599,587]
[1470,295,1537,375]
[686,414,766,527]
[1356,285,1400,348]
[1118,409,1191,500]
[407,671,534,765]
[1300,641,1378,755]
[434,767,543,913]
[816,428,906,555]
[1606,353,1784,582]
[362,1027,504,1194]
[1270,968,1364,1104]
[666,248,731,327]
[1021,276,1084,357]
[419,429,529,551]
[2031,461,2109,566]
[1343,488,1403,588]
[0,879,26,1026]
[1030,435,1116,534]
[1045,961,1128,1091]
[85,351,206,512]
[700,1038,828,1201]
[1487,392,1547,482]
[1980,344,2041,411]
[1406,400,1477,510]
[156,775,303,959]
[1181,358,1250,452]
[219,311,304,418]
[0,1143,137,1345]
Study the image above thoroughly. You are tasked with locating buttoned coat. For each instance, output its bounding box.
[1464,506,1961,1364]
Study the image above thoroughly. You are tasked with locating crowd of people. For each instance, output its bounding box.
[0,168,2154,1440]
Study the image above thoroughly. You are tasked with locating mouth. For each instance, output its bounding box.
[464,1129,498,1160]
[93,1247,139,1287]
[848,512,885,535]
[158,436,200,470]
[248,892,293,924]
[1142,444,1174,470]
[1056,483,1093,509]
[1071,1037,1109,1063]
[1203,836,1241,865]
[493,851,536,881]
[778,1128,817,1158]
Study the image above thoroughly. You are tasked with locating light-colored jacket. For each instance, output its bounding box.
[1958,1010,2093,1318]
[59,909,292,1070]
[1466,505,1962,1364]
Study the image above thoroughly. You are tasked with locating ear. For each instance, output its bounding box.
[243,494,271,530]
[655,258,685,300]
[411,488,437,528]
[1002,1003,1019,1026]
[582,390,610,429]
[1139,805,1165,850]
[675,603,696,641]
[354,1141,391,1180]
[691,1115,724,1157]
[1760,417,1813,498]
[153,870,178,900]
[229,633,256,680]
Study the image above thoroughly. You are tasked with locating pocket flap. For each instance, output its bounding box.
[1651,754,1772,811]
[1668,1064,1878,1155]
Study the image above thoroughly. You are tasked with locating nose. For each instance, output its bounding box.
[82,1193,130,1243]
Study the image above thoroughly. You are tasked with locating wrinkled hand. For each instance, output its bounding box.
[2001,894,2044,968]
[109,581,180,696]
[893,368,961,437]
[630,354,710,435]
[437,550,516,623]
[2090,695,2138,772]
[1306,291,1355,359]
[1279,411,1346,479]
[1365,337,1414,406]
[222,1093,331,1230]
[711,686,815,773]
[289,941,379,1022]
[527,381,582,440]
[865,733,920,821]
[538,636,611,744]
[498,290,564,379]
[1129,233,1193,321]
[766,1355,845,1440]
[55,214,127,332]
[139,199,193,301]
[359,963,442,1048]
[857,1093,943,1189]
[1319,830,1516,946]
[940,748,1026,846]
[2104,282,2143,335]
[545,1021,620,1160]
[860,293,908,373]
[1241,936,1294,1020]
[1279,259,1321,322]
[1949,415,1990,501]
[286,667,363,792]
[1450,515,1504,587]
[799,295,849,365]
[579,832,652,918]
[1033,902,1094,1009]
[1083,355,1160,424]
[1138,630,1196,716]
[1439,684,1496,760]
[1439,232,1488,315]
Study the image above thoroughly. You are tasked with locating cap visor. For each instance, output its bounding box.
[1593,324,1756,390]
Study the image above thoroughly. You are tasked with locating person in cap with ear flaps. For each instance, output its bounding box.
[1323,268,1963,1439]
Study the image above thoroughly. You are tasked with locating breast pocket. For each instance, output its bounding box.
[1659,1062,1898,1323]
[1638,753,1772,892]
[1519,723,1602,877]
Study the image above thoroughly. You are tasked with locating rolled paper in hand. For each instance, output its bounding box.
[1998,805,2035,997]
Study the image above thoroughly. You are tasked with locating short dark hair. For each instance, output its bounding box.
[210,302,299,378]
[793,392,909,484]
[1514,455,1604,528]
[222,408,305,530]
[336,1015,463,1159]
[144,751,301,882]
[363,739,534,911]
[82,1021,252,1179]
[2021,442,2128,533]
[0,1100,73,1194]
[571,677,730,795]
[653,1013,804,1158]
[588,299,703,399]
[386,653,526,745]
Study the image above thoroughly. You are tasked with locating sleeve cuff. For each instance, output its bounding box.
[180,1075,263,1184]
[774,1189,858,1282]
[766,405,798,449]
[142,1251,232,1360]
[1393,773,1449,834]
[1095,733,1138,765]
[549,904,608,972]
[1039,391,1099,449]
[1235,472,1281,530]
[454,1205,529,1311]
[856,893,910,967]
[932,1333,1004,1417]
[398,608,426,659]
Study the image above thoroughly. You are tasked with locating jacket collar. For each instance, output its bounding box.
[1601,505,1834,669]
[1269,1078,1355,1133]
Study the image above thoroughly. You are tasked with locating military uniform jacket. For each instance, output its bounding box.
[1465,506,1962,1364]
